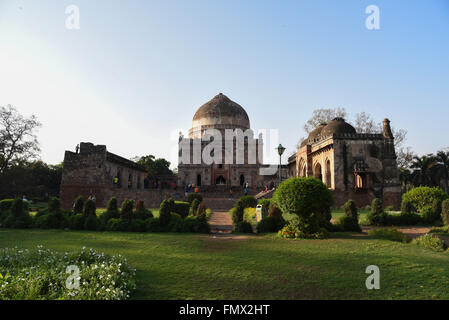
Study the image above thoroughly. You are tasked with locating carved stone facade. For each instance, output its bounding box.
[60,143,174,210]
[178,93,279,190]
[292,118,401,209]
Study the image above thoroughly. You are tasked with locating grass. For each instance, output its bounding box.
[1,229,449,299]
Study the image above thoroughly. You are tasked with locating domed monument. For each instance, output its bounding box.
[289,117,401,209]
[178,93,273,189]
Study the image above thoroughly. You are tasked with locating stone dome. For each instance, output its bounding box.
[321,117,356,136]
[190,93,250,138]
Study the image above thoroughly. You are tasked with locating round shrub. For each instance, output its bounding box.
[411,234,447,252]
[344,200,358,220]
[134,208,153,220]
[442,199,449,226]
[106,218,129,232]
[168,213,183,232]
[338,215,361,232]
[272,177,334,234]
[83,199,96,218]
[402,187,448,213]
[145,217,161,232]
[73,196,85,214]
[234,221,253,233]
[422,206,440,224]
[107,197,118,213]
[257,216,285,233]
[120,199,134,221]
[401,198,415,214]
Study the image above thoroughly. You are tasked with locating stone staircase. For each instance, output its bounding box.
[209,211,233,233]
[203,198,236,211]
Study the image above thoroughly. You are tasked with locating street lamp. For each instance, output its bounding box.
[276,144,286,186]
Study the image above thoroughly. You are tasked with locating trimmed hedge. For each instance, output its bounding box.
[402,187,448,213]
[174,201,190,218]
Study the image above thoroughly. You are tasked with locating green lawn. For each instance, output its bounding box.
[1,229,448,299]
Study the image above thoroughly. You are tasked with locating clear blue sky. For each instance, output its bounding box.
[1,0,448,166]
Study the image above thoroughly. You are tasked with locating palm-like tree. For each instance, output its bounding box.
[410,154,439,187]
[436,150,449,194]
[398,168,412,193]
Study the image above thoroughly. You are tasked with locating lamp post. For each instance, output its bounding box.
[277,144,286,187]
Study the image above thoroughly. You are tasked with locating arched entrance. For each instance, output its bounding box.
[240,174,245,186]
[325,160,331,188]
[197,174,202,186]
[314,163,323,182]
[215,175,226,185]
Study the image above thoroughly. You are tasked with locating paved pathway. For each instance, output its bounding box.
[209,211,233,233]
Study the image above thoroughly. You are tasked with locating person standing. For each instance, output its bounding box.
[185,186,189,198]
[229,188,233,199]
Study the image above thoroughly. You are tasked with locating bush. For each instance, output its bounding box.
[84,214,99,230]
[272,177,334,234]
[120,199,134,221]
[422,206,440,224]
[231,201,245,225]
[173,201,190,218]
[130,219,146,232]
[83,199,96,218]
[237,196,257,209]
[107,197,118,213]
[134,208,153,220]
[0,246,136,300]
[145,217,162,232]
[168,213,183,232]
[48,197,60,213]
[159,199,174,227]
[189,199,200,216]
[268,203,282,220]
[278,223,328,239]
[338,215,361,232]
[69,214,85,230]
[187,193,203,204]
[106,218,129,232]
[257,216,285,233]
[401,198,415,214]
[234,221,253,233]
[34,212,64,229]
[3,199,33,229]
[402,187,448,213]
[368,198,388,226]
[368,227,408,243]
[411,234,447,252]
[196,202,207,219]
[73,196,85,214]
[0,199,14,213]
[386,212,423,226]
[442,199,449,226]
[258,199,271,217]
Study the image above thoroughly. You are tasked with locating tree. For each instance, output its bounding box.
[411,154,439,187]
[134,155,173,177]
[303,107,347,134]
[0,105,41,175]
[436,150,449,194]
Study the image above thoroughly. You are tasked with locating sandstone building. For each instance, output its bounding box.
[288,117,401,209]
[60,142,173,209]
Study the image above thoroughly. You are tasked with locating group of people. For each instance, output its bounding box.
[184,184,199,197]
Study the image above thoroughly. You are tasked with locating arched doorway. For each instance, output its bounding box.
[240,174,245,186]
[215,175,226,185]
[197,174,202,187]
[325,160,331,188]
[314,163,323,182]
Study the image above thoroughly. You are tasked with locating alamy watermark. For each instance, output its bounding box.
[65,5,80,30]
[365,265,380,290]
[365,5,380,30]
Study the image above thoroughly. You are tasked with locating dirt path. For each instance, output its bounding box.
[362,226,431,239]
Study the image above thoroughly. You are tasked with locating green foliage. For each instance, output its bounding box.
[145,218,162,232]
[173,201,190,218]
[48,197,60,213]
[189,199,200,216]
[106,218,129,232]
[73,196,84,214]
[0,246,135,300]
[234,221,253,233]
[134,208,153,220]
[401,198,415,214]
[411,234,447,252]
[129,219,146,232]
[106,197,118,213]
[136,154,173,177]
[83,199,96,218]
[338,215,361,232]
[272,177,333,234]
[386,212,423,226]
[368,227,408,243]
[258,199,271,217]
[231,201,245,225]
[368,198,388,226]
[1,199,33,229]
[196,202,207,219]
[268,203,283,220]
[237,196,257,208]
[0,199,14,213]
[442,199,449,226]
[187,193,203,204]
[34,212,65,229]
[278,223,328,239]
[84,214,99,231]
[422,206,440,224]
[256,216,285,233]
[402,187,448,213]
[69,214,85,230]
[159,199,174,227]
[344,200,358,219]
[120,199,134,221]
